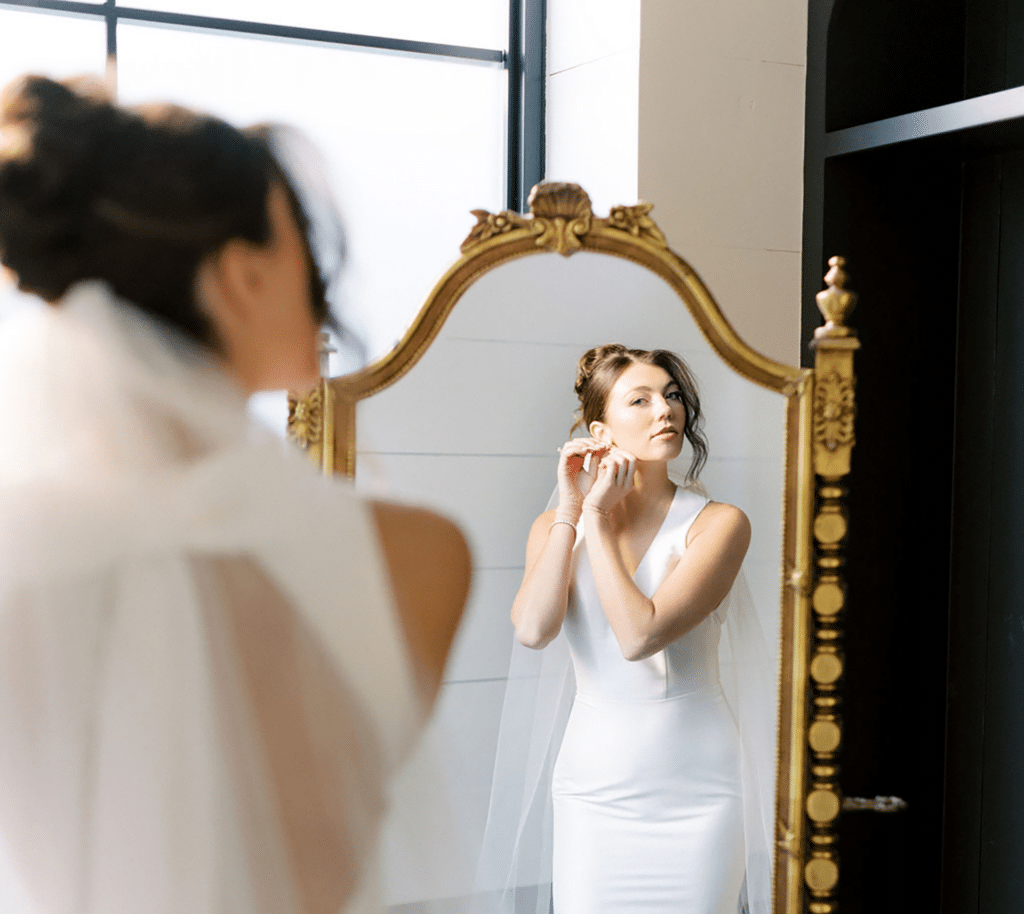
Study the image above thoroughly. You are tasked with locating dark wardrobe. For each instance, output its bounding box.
[803,3,1024,912]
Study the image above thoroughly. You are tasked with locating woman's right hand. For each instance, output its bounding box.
[556,437,608,520]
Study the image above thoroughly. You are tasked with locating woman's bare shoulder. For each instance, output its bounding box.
[369,500,467,554]
[687,501,751,548]
[368,500,471,703]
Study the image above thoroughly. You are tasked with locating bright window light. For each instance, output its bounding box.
[125,0,508,49]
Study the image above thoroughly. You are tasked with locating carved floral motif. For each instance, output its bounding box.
[460,182,599,256]
[813,370,856,452]
[287,386,323,452]
[461,209,534,252]
[607,203,667,247]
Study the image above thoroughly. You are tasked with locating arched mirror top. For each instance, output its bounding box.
[332,182,808,407]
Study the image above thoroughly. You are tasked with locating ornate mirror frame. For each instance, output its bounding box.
[289,183,858,914]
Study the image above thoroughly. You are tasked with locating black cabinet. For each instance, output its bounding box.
[803,3,1024,912]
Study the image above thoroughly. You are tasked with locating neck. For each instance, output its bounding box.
[619,459,675,517]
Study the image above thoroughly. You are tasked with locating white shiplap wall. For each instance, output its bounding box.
[359,253,786,907]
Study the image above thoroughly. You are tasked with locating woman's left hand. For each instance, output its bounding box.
[582,447,636,515]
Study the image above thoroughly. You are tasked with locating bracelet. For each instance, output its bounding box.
[549,518,578,536]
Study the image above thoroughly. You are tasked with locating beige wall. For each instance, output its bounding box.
[545,0,641,213]
[638,0,807,365]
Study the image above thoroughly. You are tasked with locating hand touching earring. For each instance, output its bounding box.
[582,447,637,517]
[555,438,609,522]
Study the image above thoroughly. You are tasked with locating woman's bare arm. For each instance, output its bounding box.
[371,501,471,705]
[510,437,607,649]
[510,509,576,649]
[585,501,750,661]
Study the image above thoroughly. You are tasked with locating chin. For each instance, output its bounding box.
[640,440,683,462]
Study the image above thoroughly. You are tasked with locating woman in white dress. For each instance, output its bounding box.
[510,344,758,914]
[0,75,470,914]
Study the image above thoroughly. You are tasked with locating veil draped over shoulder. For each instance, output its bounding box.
[0,282,426,914]
[475,476,777,914]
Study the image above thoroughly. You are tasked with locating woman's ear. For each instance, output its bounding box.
[589,420,612,446]
[196,241,264,337]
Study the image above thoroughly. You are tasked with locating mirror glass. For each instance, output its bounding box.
[355,250,786,905]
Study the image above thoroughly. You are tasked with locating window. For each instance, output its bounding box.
[0,1,544,367]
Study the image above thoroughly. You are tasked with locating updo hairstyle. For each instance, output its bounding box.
[572,343,709,481]
[0,75,330,347]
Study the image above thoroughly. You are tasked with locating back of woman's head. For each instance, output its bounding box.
[573,342,709,481]
[0,74,327,346]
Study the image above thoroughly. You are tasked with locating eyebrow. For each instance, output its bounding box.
[623,382,682,397]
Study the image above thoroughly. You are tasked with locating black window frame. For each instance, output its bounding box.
[0,0,545,211]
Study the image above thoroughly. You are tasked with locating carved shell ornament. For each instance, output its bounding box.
[461,182,669,256]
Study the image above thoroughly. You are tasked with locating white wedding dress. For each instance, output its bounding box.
[0,283,425,914]
[552,485,746,914]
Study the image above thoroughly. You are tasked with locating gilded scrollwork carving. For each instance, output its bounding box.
[287,386,323,452]
[813,370,855,453]
[461,183,672,258]
[287,381,335,473]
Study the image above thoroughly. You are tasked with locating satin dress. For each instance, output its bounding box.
[551,486,746,914]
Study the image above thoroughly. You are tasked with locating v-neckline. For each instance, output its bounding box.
[625,484,680,579]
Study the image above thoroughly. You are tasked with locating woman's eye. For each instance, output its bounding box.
[667,390,683,401]
[631,398,646,406]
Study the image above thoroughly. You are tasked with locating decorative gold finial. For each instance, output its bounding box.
[815,256,857,338]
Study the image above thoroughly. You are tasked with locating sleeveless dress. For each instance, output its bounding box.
[551,485,746,914]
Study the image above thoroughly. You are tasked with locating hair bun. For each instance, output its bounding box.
[574,343,628,398]
[1,74,110,131]
[0,76,127,300]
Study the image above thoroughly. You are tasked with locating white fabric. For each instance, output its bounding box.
[0,282,423,914]
[479,486,775,914]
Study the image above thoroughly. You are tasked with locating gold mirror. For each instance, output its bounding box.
[290,183,858,914]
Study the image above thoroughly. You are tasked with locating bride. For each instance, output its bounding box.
[505,343,772,914]
[0,75,470,914]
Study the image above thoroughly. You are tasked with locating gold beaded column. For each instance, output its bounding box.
[804,257,859,913]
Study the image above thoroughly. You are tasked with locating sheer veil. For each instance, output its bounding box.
[475,469,777,914]
[0,282,427,914]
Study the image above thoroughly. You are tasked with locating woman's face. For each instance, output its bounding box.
[590,361,687,462]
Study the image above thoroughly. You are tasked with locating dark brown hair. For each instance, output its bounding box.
[0,74,331,347]
[572,343,709,481]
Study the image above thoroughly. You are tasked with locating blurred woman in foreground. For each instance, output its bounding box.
[0,75,469,914]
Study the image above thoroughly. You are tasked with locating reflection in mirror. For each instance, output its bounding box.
[355,251,785,911]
